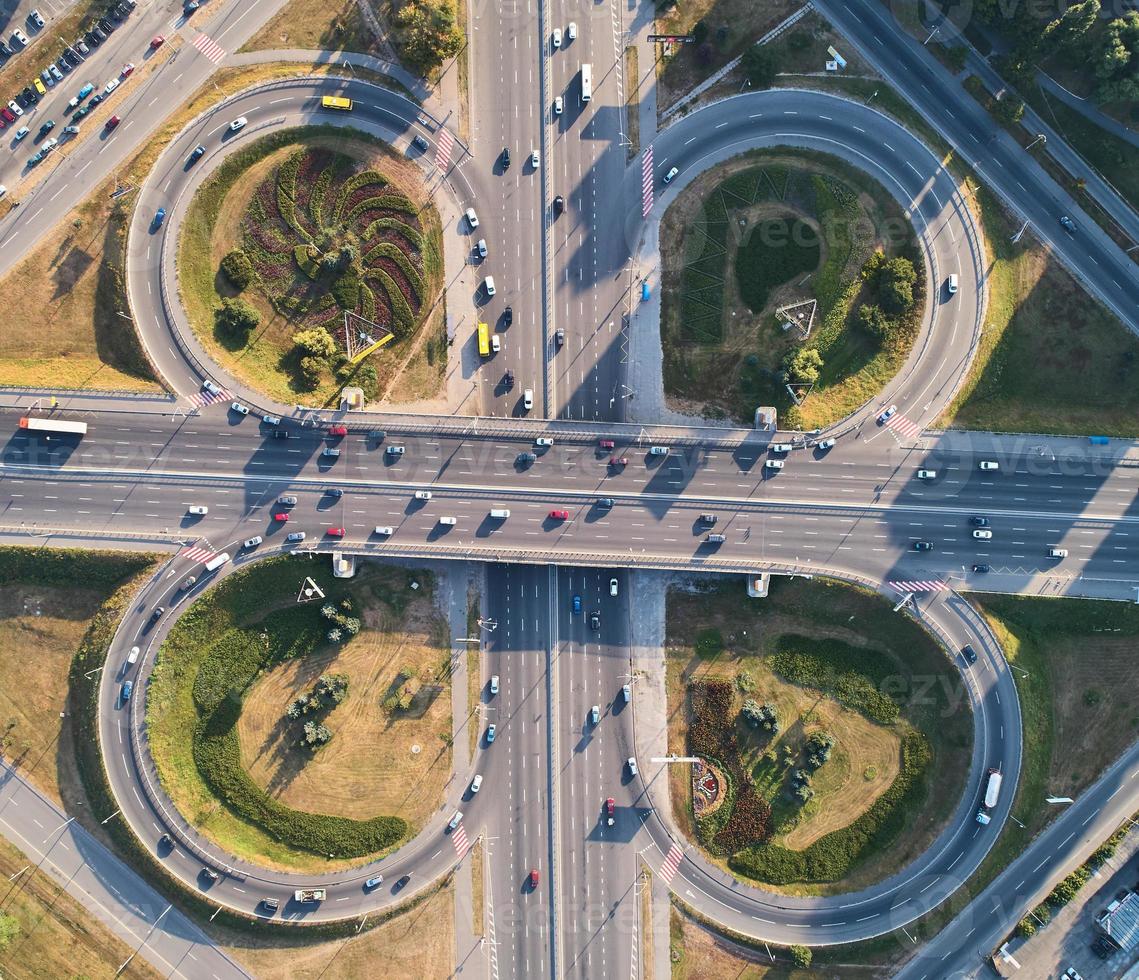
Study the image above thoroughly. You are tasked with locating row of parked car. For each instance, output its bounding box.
[1,0,137,132]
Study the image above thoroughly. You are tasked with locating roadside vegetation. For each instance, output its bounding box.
[970,595,1139,887]
[660,149,922,427]
[652,0,803,114]
[147,557,451,872]
[0,833,161,980]
[0,548,156,804]
[179,128,444,407]
[666,577,971,895]
[241,0,376,53]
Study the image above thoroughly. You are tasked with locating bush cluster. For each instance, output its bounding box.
[768,637,901,725]
[219,249,257,290]
[729,730,931,883]
[0,547,152,590]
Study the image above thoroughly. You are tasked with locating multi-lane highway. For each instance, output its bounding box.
[2,0,1139,974]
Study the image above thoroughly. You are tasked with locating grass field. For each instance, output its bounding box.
[223,879,454,980]
[0,834,162,980]
[665,578,971,895]
[240,0,376,53]
[0,549,156,807]
[147,557,450,872]
[939,177,1139,436]
[660,148,918,426]
[178,129,444,407]
[969,595,1139,888]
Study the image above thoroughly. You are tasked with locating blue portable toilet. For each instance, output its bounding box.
[641,280,651,302]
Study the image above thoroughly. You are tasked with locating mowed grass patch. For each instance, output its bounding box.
[969,595,1139,888]
[939,178,1139,436]
[666,577,971,896]
[148,557,447,872]
[237,572,451,831]
[240,0,375,53]
[0,175,158,391]
[0,548,156,806]
[661,148,918,426]
[0,832,162,980]
[222,878,453,979]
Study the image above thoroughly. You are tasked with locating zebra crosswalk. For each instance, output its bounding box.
[187,387,230,409]
[451,823,471,858]
[181,545,221,565]
[888,579,950,594]
[658,842,683,884]
[641,145,654,217]
[883,411,924,440]
[435,128,454,171]
[193,32,226,65]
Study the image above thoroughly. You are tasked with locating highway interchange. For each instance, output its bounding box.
[0,0,1138,978]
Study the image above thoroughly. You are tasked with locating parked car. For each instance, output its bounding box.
[151,35,165,49]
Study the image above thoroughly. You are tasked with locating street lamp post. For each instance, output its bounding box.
[1025,133,1047,150]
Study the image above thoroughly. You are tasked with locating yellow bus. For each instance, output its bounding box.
[477,322,490,357]
[321,95,353,111]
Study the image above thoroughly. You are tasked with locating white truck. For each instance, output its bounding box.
[294,888,327,903]
[975,768,1003,825]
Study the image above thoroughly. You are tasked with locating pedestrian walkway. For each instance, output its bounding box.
[888,578,949,594]
[181,544,221,565]
[186,387,229,409]
[641,145,654,216]
[193,33,226,65]
[884,411,923,440]
[658,842,683,883]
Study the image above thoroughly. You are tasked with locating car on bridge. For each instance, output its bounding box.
[913,540,934,551]
[326,527,345,537]
[286,531,306,542]
[764,459,784,470]
[961,645,978,664]
[572,594,582,614]
[978,460,999,471]
[609,456,627,467]
[273,512,289,522]
[329,424,348,437]
[415,490,432,500]
[818,438,835,450]
[973,529,992,539]
[549,509,569,521]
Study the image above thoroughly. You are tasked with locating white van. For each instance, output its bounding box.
[769,442,792,453]
[204,552,231,572]
[490,508,511,519]
[946,273,959,295]
[374,525,394,536]
[439,516,457,526]
[484,276,496,296]
[1047,547,1068,558]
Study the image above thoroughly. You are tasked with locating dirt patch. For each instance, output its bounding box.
[237,574,450,830]
[241,0,379,54]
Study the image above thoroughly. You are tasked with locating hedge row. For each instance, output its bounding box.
[362,215,423,250]
[728,730,931,884]
[768,636,901,725]
[344,193,416,227]
[310,166,333,231]
[0,546,154,590]
[377,269,415,336]
[365,242,424,303]
[275,151,313,245]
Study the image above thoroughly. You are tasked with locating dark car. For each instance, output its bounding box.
[972,563,990,573]
[184,1,200,13]
[517,451,537,465]
[0,41,10,57]
[971,516,989,527]
[153,207,166,228]
[554,194,564,214]
[188,144,206,164]
[1060,215,1076,233]
[590,611,601,631]
[503,305,513,326]
[97,17,113,32]
[961,645,978,665]
[85,30,100,47]
[501,146,510,168]
[89,93,104,107]
[412,134,428,152]
[150,605,165,621]
[261,897,279,913]
[15,92,30,109]
[913,540,934,551]
[326,487,343,498]
[201,867,219,883]
[596,498,613,510]
[272,429,290,439]
[395,874,412,890]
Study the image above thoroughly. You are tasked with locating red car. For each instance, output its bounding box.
[605,797,615,825]
[329,424,348,437]
[529,868,540,887]
[599,439,614,449]
[0,108,15,123]
[327,527,346,537]
[610,457,628,467]
[121,63,136,77]
[273,512,289,522]
[549,509,569,521]
[106,115,121,129]
[150,35,166,49]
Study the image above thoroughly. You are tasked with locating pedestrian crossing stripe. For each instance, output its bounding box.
[659,842,683,883]
[192,33,225,65]
[888,580,949,593]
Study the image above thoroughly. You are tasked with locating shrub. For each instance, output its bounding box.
[742,45,777,88]
[392,0,465,77]
[1047,865,1091,907]
[741,699,764,727]
[768,637,900,725]
[1015,916,1036,938]
[784,346,823,384]
[790,944,812,967]
[856,303,891,340]
[694,627,724,659]
[692,19,709,44]
[220,249,257,290]
[298,356,323,390]
[215,296,261,337]
[293,326,338,358]
[332,266,361,310]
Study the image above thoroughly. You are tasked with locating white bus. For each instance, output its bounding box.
[580,63,592,104]
[204,552,231,573]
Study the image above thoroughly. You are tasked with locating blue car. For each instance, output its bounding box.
[121,679,134,701]
[572,594,582,614]
[153,207,166,228]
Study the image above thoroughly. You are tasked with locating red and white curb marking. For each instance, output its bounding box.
[452,823,471,858]
[187,388,230,409]
[888,580,950,594]
[181,546,221,565]
[434,128,454,171]
[641,145,654,217]
[884,412,923,440]
[193,33,226,65]
[658,842,683,883]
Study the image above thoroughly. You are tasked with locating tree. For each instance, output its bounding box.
[876,256,917,314]
[220,249,257,290]
[790,944,812,968]
[293,326,337,359]
[944,45,967,73]
[1043,0,1100,52]
[393,0,464,77]
[742,45,777,88]
[991,94,1026,127]
[741,698,765,727]
[857,303,891,341]
[692,19,709,44]
[1095,12,1139,103]
[785,346,823,384]
[1015,916,1037,938]
[215,296,260,337]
